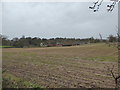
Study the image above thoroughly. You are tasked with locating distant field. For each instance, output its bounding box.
[0,46,13,48]
[2,43,118,88]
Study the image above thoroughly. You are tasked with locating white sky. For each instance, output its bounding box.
[1,2,118,39]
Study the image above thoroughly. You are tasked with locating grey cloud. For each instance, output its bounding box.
[2,2,118,39]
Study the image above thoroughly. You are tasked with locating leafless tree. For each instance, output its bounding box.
[89,0,119,12]
[89,1,120,88]
[107,65,120,88]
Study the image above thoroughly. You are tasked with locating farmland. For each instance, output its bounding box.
[2,43,118,88]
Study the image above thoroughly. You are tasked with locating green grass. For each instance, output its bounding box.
[0,46,13,48]
[3,72,43,88]
[82,56,118,62]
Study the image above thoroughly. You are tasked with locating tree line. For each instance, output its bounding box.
[0,34,118,48]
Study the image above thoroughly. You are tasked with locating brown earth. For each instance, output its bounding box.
[2,43,119,88]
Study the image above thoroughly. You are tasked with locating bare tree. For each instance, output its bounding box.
[107,65,120,88]
[99,33,103,42]
[89,0,120,88]
[116,26,120,89]
[89,0,119,12]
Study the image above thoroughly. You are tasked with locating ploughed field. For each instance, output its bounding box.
[2,43,118,88]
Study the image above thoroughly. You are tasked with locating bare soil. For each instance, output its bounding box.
[2,43,118,88]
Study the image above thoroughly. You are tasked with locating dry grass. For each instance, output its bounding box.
[2,43,118,88]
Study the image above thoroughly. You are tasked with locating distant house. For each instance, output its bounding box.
[40,43,44,46]
[40,42,47,47]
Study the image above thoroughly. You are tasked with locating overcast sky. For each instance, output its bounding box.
[2,2,118,39]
